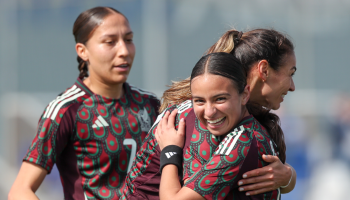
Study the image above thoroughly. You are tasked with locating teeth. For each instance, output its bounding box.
[119,64,128,67]
[208,117,225,124]
[282,94,285,98]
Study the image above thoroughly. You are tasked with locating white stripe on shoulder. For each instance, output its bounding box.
[50,91,86,120]
[215,134,232,154]
[176,100,192,114]
[129,84,157,98]
[215,125,245,155]
[44,85,79,118]
[150,109,167,130]
[225,126,245,155]
[219,132,235,155]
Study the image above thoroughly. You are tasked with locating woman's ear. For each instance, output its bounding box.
[241,85,250,105]
[76,43,88,61]
[257,60,269,82]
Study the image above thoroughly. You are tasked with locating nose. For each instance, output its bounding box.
[289,78,295,91]
[205,103,216,118]
[117,40,130,57]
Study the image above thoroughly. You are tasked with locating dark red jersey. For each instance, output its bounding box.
[120,101,281,200]
[23,78,159,200]
[183,115,281,200]
[119,100,195,200]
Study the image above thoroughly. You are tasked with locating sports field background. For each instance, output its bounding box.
[1,0,350,199]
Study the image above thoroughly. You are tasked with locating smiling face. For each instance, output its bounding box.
[191,74,250,136]
[79,13,135,85]
[262,53,296,110]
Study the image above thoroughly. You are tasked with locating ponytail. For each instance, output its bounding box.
[206,30,243,54]
[246,103,286,163]
[77,56,88,79]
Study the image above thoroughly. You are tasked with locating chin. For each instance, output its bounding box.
[110,76,128,84]
[271,103,281,110]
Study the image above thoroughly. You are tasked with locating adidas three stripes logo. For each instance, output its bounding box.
[165,152,177,159]
[92,115,109,128]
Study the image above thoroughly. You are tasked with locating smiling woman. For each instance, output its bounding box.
[155,52,286,200]
[8,7,159,200]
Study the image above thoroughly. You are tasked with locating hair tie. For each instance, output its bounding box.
[234,31,243,43]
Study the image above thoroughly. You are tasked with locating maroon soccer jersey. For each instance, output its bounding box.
[119,100,195,200]
[23,78,159,200]
[183,115,281,200]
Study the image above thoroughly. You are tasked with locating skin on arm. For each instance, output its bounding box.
[237,154,296,195]
[155,110,205,200]
[8,161,48,200]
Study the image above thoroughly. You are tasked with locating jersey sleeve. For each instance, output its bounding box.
[23,103,77,173]
[183,126,260,200]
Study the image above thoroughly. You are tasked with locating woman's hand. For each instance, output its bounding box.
[237,155,296,195]
[155,109,186,150]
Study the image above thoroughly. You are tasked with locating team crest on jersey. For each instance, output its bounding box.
[138,107,151,132]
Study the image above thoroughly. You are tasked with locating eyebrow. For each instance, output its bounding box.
[291,66,297,72]
[192,93,231,99]
[100,31,134,38]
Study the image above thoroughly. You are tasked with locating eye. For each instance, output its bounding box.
[193,99,204,104]
[291,72,295,77]
[105,40,116,45]
[216,97,226,102]
[125,37,133,43]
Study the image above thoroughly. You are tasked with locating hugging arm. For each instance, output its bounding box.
[237,155,296,195]
[155,110,205,200]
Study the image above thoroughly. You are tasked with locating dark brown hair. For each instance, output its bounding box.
[72,7,126,79]
[160,29,294,112]
[207,29,294,75]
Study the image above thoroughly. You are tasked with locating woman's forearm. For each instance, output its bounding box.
[159,165,182,200]
[8,188,40,200]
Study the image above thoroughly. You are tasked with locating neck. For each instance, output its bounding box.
[247,74,264,105]
[83,77,124,99]
[241,106,250,119]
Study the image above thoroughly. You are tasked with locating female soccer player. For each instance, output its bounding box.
[120,29,296,199]
[8,7,159,200]
[156,52,286,200]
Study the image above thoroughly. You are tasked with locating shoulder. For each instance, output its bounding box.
[249,118,270,141]
[214,125,254,156]
[248,117,279,157]
[127,83,158,100]
[42,84,90,122]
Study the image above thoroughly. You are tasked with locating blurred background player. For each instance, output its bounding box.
[8,6,159,200]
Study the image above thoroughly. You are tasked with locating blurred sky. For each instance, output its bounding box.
[1,0,350,199]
